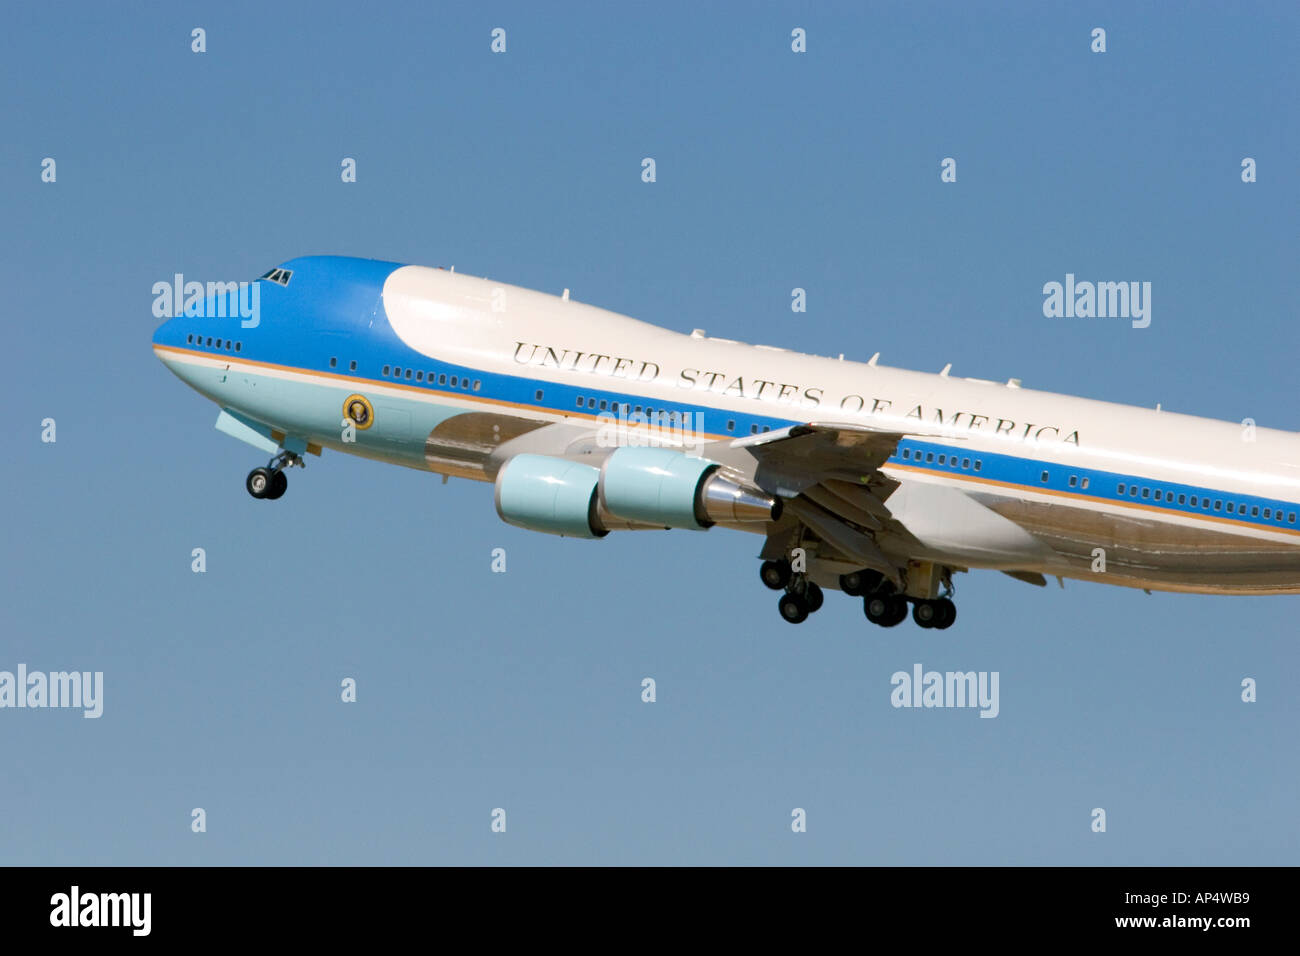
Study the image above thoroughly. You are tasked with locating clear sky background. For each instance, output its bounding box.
[1,1,1296,864]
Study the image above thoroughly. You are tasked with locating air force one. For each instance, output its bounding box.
[151,256,1300,629]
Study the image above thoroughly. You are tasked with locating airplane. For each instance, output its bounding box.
[151,256,1300,629]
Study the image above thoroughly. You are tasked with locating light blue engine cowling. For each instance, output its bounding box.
[494,454,607,538]
[600,447,716,530]
[599,446,781,530]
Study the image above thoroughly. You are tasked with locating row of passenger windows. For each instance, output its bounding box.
[381,362,481,391]
[574,392,774,434]
[1114,482,1296,523]
[900,447,984,472]
[569,393,775,434]
[187,334,242,352]
[912,449,1295,525]
[571,394,689,423]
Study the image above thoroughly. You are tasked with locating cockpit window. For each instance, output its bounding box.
[259,268,293,287]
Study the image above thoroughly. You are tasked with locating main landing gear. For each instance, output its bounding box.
[760,558,824,625]
[246,450,303,501]
[759,560,958,629]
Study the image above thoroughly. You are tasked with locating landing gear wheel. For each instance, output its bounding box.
[804,582,824,612]
[760,559,792,591]
[266,470,288,500]
[865,592,907,627]
[932,598,956,630]
[913,600,943,628]
[246,467,273,499]
[840,569,883,597]
[778,592,810,624]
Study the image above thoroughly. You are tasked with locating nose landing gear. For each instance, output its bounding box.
[246,450,303,500]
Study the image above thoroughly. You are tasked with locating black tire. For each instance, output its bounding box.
[865,592,903,627]
[265,470,288,500]
[246,467,272,499]
[885,596,909,627]
[804,582,824,612]
[933,598,956,630]
[760,559,792,591]
[778,592,809,623]
[912,600,939,628]
[840,569,883,597]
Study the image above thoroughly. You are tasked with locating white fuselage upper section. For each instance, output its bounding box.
[380,265,1300,534]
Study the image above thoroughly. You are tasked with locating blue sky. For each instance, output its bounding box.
[1,1,1296,864]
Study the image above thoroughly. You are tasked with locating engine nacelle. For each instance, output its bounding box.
[494,454,607,538]
[599,446,781,530]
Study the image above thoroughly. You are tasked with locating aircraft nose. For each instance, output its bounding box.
[152,316,172,347]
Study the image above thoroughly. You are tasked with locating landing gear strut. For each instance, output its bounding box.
[246,450,302,500]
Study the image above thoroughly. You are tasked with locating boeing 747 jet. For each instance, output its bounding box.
[151,257,1300,628]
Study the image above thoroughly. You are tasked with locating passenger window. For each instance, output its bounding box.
[727,420,735,432]
[938,455,946,465]
[405,369,412,379]
[206,337,213,346]
[537,390,545,401]
[438,374,447,385]
[235,342,241,351]
[1118,483,1126,494]
[1177,494,1185,504]
[974,460,982,471]
[416,371,423,381]
[1068,476,1077,488]
[1227,503,1235,513]
[1251,506,1259,517]
[349,360,357,371]
[186,334,193,344]
[329,357,337,368]
[1189,496,1197,506]
[1040,471,1049,482]
[1142,488,1150,499]
[1214,500,1222,510]
[962,458,970,469]
[599,400,607,410]
[383,365,390,376]
[1154,490,1162,501]
[926,453,935,464]
[1263,508,1271,519]
[1081,477,1089,490]
[473,381,481,391]
[394,367,402,377]
[451,376,459,386]
[576,396,584,407]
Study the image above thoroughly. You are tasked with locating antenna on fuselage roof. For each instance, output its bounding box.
[867,352,879,366]
[940,363,952,376]
[562,288,570,300]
